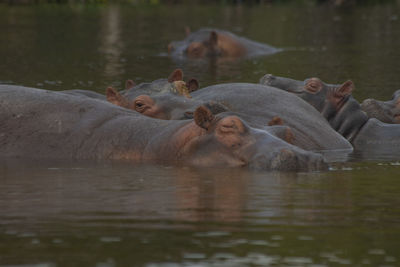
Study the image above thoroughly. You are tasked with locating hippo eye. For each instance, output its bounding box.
[308,83,319,92]
[134,101,146,112]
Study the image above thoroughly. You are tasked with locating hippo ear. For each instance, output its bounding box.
[106,87,130,108]
[336,80,354,97]
[284,128,295,144]
[168,69,184,82]
[304,78,323,94]
[186,78,199,92]
[125,79,135,90]
[194,106,215,130]
[204,101,228,115]
[173,81,192,98]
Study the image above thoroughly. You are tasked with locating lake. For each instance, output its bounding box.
[1,2,400,266]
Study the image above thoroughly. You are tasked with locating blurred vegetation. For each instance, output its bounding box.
[0,0,398,6]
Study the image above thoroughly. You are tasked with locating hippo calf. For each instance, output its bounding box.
[168,28,280,59]
[0,85,326,171]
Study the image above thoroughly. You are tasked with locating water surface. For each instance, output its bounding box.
[1,3,400,266]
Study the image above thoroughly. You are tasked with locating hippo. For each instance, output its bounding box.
[0,85,327,171]
[105,69,199,114]
[260,75,368,142]
[59,69,199,120]
[168,28,280,59]
[361,90,400,124]
[260,74,400,159]
[112,68,199,99]
[110,82,353,156]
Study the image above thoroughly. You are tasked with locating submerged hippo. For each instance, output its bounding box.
[110,82,353,155]
[168,28,280,59]
[361,90,400,124]
[260,74,400,159]
[0,85,327,171]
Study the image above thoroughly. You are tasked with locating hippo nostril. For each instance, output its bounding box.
[271,149,328,172]
[259,74,276,85]
[250,149,327,172]
[270,149,298,171]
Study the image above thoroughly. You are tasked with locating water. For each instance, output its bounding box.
[1,2,400,266]
[1,160,400,266]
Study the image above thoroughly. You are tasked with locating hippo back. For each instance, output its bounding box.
[0,85,154,159]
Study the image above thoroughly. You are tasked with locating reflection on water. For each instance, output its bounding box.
[1,160,400,266]
[99,6,125,78]
[1,3,400,266]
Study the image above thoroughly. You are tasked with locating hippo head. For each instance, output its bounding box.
[168,30,222,58]
[165,106,328,171]
[260,74,353,113]
[128,93,202,120]
[361,90,400,124]
[308,79,354,113]
[260,74,306,94]
[105,69,199,118]
[185,31,222,58]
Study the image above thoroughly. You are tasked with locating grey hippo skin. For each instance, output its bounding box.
[168,28,280,59]
[0,85,327,171]
[361,90,400,124]
[260,74,400,159]
[61,89,106,100]
[109,82,353,155]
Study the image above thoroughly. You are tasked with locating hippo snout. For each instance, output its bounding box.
[250,149,327,172]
